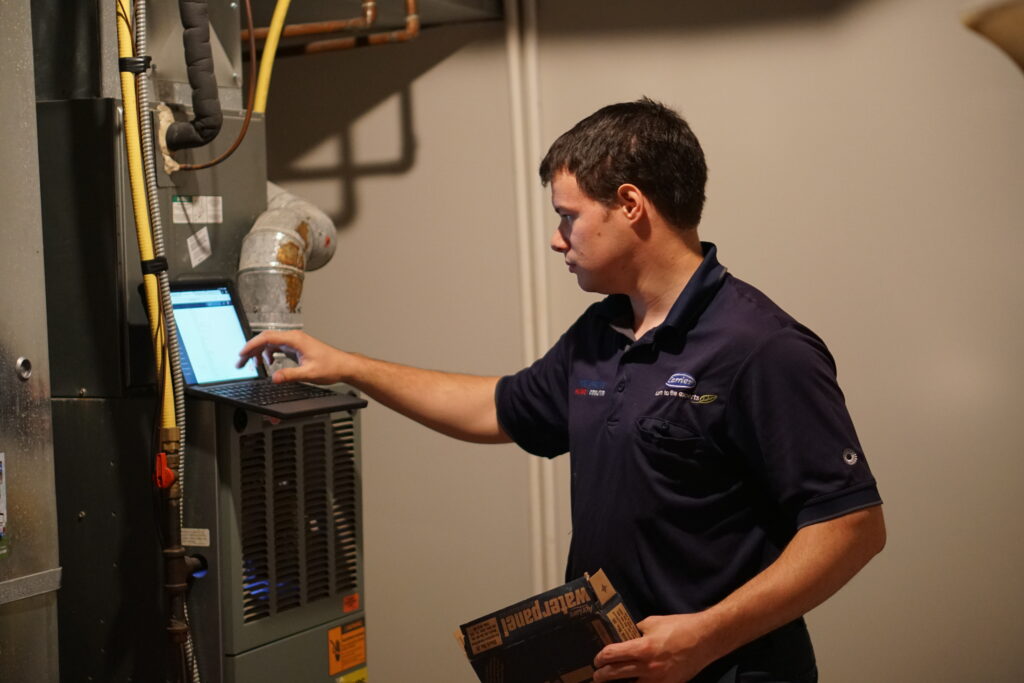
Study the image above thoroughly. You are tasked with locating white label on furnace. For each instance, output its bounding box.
[181,527,211,547]
[172,195,223,224]
[187,226,212,267]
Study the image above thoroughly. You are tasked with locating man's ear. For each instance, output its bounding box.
[616,183,645,222]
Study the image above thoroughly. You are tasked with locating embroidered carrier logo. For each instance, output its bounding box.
[656,372,718,404]
[665,373,697,389]
[574,379,607,397]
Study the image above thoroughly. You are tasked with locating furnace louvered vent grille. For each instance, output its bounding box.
[272,428,301,613]
[240,432,271,623]
[332,415,359,593]
[238,415,360,624]
[303,422,331,602]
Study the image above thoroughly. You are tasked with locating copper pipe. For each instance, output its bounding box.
[275,0,419,57]
[241,0,377,41]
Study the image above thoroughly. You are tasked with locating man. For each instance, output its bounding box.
[239,98,885,682]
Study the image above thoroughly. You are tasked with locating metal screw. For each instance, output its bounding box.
[77,511,87,521]
[230,1,238,8]
[15,357,31,380]
[78,388,87,397]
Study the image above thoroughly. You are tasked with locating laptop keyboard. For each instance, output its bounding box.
[202,381,334,406]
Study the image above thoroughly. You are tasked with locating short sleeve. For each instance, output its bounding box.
[724,325,881,528]
[495,332,572,458]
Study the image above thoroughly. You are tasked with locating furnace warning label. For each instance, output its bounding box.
[328,620,366,676]
[172,195,223,224]
[181,527,210,547]
[0,453,8,558]
[186,227,213,268]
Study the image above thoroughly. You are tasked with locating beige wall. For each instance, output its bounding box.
[270,0,1024,679]
[266,23,535,682]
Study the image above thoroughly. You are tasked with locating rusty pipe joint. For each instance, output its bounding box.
[362,0,378,26]
[237,183,337,333]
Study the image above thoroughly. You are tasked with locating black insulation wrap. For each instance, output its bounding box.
[165,0,223,152]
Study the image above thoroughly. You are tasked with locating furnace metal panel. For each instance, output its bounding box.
[37,99,268,397]
[183,401,366,683]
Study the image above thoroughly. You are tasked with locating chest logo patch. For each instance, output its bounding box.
[656,372,718,404]
[574,379,607,397]
[665,373,697,389]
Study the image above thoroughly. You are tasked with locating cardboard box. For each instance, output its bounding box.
[457,569,641,683]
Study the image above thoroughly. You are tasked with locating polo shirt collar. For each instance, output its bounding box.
[658,241,728,336]
[597,242,728,341]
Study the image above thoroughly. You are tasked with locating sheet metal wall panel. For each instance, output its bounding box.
[0,0,60,681]
[37,99,132,398]
[50,398,164,683]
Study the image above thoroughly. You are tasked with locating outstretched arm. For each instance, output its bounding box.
[239,330,511,444]
[593,505,886,682]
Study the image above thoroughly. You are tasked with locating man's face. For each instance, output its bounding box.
[549,172,634,294]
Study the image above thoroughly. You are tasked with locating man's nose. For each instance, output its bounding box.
[550,226,568,253]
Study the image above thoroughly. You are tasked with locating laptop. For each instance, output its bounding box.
[169,280,367,419]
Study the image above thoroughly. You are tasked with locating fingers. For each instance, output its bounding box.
[592,661,642,683]
[237,330,301,368]
[595,641,644,668]
[270,366,303,384]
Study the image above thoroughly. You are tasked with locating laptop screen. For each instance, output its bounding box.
[170,284,260,385]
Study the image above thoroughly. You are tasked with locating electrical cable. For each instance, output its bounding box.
[176,0,258,171]
[253,0,292,114]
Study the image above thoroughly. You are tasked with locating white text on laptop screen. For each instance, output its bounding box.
[171,287,259,385]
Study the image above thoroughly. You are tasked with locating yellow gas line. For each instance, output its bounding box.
[115,2,176,431]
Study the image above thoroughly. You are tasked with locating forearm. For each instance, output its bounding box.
[239,330,511,443]
[698,505,887,662]
[341,353,509,443]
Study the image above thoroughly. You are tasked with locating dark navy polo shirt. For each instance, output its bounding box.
[495,243,880,678]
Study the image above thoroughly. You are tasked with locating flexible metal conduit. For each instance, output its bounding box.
[134,0,187,506]
[165,0,224,150]
[119,2,196,681]
[133,3,201,679]
[115,3,175,432]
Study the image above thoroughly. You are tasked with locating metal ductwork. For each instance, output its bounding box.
[237,183,337,332]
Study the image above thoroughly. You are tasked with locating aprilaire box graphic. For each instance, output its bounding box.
[457,570,641,683]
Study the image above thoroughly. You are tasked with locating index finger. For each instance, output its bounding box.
[237,330,288,366]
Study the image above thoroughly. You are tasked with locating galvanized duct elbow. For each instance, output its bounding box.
[237,183,336,332]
